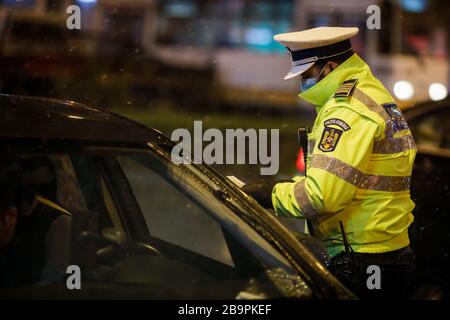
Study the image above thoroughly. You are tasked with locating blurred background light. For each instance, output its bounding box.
[394,80,415,101]
[166,2,197,18]
[244,27,273,46]
[428,83,448,101]
[3,0,35,6]
[401,0,428,13]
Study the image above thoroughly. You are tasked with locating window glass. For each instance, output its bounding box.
[117,155,235,267]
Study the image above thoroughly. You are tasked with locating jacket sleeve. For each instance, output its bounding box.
[272,106,379,222]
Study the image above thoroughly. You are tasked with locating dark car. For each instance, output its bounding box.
[404,98,450,298]
[0,94,354,300]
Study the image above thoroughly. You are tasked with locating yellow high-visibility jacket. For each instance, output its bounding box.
[272,53,417,258]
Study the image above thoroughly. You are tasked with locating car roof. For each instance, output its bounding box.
[0,94,164,144]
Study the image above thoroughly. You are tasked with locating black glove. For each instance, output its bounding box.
[242,179,294,209]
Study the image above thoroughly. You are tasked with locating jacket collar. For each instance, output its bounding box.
[298,53,368,107]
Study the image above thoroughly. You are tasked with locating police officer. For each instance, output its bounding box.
[243,27,417,299]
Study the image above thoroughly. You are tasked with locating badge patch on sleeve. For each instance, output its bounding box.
[382,103,409,132]
[318,118,350,152]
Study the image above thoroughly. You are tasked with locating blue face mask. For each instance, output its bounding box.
[300,77,317,92]
[300,64,326,93]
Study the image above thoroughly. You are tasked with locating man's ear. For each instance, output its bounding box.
[326,61,339,73]
[319,61,339,79]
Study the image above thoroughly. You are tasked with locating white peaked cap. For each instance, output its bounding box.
[274,27,359,80]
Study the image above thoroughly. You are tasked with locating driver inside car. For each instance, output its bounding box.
[0,161,72,286]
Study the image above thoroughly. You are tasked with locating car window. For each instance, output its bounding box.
[0,147,292,299]
[117,155,235,267]
[409,108,450,150]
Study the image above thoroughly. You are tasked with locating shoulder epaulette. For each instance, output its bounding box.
[334,79,358,100]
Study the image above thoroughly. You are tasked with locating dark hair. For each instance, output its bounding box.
[318,49,355,67]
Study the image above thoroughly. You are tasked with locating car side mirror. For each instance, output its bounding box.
[278,216,331,268]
